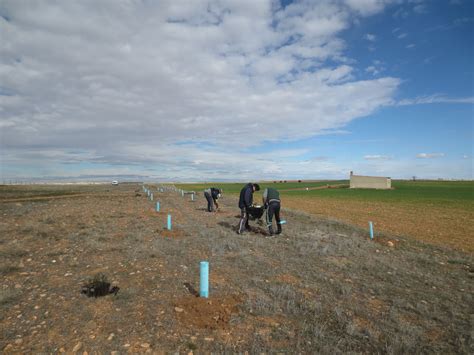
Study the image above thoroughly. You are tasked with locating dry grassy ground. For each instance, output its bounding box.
[0,184,472,353]
[284,196,474,253]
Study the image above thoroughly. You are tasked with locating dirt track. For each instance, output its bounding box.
[1,184,472,353]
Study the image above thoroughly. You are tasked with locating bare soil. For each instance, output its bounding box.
[0,184,472,353]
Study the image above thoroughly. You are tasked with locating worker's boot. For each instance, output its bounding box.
[276,224,282,235]
[268,226,274,236]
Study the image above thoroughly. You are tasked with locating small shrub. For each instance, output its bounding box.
[245,294,275,315]
[0,248,28,258]
[447,258,467,266]
[81,273,119,297]
[43,217,55,224]
[0,265,20,275]
[187,342,197,350]
[0,289,21,306]
[249,334,270,353]
[37,231,49,239]
[21,226,35,234]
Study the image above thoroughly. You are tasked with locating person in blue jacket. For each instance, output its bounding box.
[237,183,260,234]
[204,187,222,212]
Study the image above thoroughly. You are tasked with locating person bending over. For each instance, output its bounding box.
[262,187,282,236]
[237,183,260,234]
[204,187,222,212]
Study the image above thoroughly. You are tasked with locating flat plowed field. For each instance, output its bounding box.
[284,196,474,252]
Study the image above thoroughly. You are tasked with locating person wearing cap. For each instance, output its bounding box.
[204,187,222,212]
[262,187,282,236]
[237,182,260,234]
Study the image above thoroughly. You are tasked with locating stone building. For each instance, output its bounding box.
[349,171,391,189]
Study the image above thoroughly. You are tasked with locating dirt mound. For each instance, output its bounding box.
[174,295,242,330]
[160,229,186,238]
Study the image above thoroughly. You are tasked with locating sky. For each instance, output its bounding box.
[0,0,473,182]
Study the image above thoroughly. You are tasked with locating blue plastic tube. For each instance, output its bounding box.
[167,214,172,230]
[156,202,160,212]
[369,221,374,240]
[279,220,287,224]
[200,261,209,298]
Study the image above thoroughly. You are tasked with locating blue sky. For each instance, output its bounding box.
[0,0,472,182]
[338,0,473,179]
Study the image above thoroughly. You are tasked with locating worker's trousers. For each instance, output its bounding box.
[266,201,282,234]
[238,208,250,234]
[204,191,214,212]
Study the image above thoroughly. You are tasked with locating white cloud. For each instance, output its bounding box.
[364,155,391,160]
[365,66,379,75]
[392,0,429,18]
[398,95,474,105]
[364,33,376,41]
[397,32,408,39]
[413,4,428,14]
[416,153,445,159]
[345,0,394,16]
[406,43,416,48]
[453,17,474,26]
[393,8,409,19]
[365,60,385,76]
[423,56,436,64]
[0,0,410,180]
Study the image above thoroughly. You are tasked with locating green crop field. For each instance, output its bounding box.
[283,180,474,206]
[174,180,346,195]
[175,180,474,207]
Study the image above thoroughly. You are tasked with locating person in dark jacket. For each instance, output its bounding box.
[204,187,222,212]
[237,183,260,234]
[262,187,282,235]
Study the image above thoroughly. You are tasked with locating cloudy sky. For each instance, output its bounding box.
[1,0,472,182]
